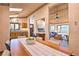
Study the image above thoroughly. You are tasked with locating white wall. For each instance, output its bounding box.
[0,5,9,52]
[69,3,79,55]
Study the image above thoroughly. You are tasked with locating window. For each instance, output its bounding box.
[57,25,61,33]
[54,25,58,32]
[15,24,20,30]
[10,23,20,30]
[50,24,69,34]
[61,25,69,34]
[50,25,55,32]
[10,24,15,30]
[10,18,20,31]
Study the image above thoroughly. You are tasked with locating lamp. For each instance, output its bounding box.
[56,14,60,19]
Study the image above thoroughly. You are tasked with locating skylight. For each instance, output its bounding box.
[9,8,23,12]
[9,15,18,17]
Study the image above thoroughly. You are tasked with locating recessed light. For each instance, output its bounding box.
[9,8,23,12]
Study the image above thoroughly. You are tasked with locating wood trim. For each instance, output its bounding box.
[10,17,27,19]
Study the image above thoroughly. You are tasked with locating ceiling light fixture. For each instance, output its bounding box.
[9,8,23,12]
[56,14,60,19]
[9,15,18,17]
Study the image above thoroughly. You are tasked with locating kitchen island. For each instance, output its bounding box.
[11,38,68,56]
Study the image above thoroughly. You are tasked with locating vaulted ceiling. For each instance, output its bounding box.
[10,3,46,18]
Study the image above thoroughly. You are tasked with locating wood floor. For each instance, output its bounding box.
[11,39,29,56]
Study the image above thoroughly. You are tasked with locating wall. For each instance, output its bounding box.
[69,3,79,55]
[27,4,49,39]
[0,5,9,52]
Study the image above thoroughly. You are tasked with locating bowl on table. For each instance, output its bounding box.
[26,37,36,45]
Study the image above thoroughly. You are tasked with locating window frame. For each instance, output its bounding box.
[49,24,69,34]
[57,25,61,33]
[50,24,55,32]
[10,22,20,31]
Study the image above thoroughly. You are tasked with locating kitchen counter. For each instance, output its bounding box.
[10,30,28,39]
[18,38,68,56]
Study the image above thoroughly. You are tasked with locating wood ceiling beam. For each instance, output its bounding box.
[10,17,27,19]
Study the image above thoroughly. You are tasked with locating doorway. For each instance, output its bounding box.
[29,16,35,37]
